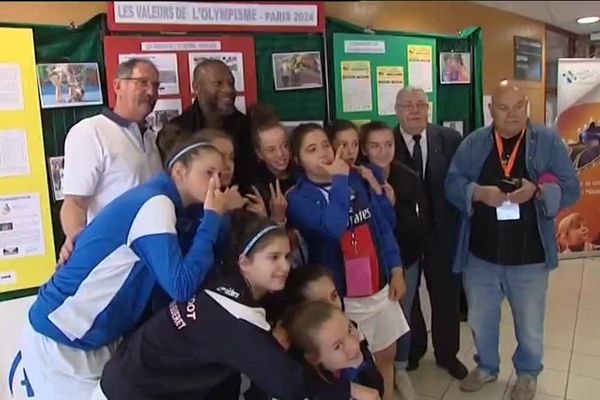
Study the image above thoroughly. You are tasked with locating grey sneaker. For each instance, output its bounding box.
[511,375,537,400]
[395,369,416,400]
[459,368,497,392]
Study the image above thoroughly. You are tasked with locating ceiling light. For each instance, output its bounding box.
[577,16,600,24]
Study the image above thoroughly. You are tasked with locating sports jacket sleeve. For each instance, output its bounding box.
[366,164,397,229]
[129,196,222,302]
[287,175,351,240]
[219,326,351,400]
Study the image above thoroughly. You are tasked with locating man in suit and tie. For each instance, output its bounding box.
[392,86,467,381]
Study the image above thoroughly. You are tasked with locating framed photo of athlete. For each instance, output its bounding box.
[36,62,103,109]
[272,51,323,91]
[48,156,65,201]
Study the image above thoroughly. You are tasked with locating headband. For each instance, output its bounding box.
[167,142,213,170]
[242,225,280,256]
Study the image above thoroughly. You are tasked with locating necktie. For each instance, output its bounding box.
[412,134,423,180]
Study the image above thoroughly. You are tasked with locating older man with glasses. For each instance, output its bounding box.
[392,87,467,390]
[58,58,162,264]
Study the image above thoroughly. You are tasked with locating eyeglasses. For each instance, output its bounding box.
[396,102,429,111]
[120,77,161,90]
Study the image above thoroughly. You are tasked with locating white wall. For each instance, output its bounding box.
[0,296,35,400]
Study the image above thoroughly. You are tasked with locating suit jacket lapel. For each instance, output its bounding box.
[393,124,413,165]
[425,124,442,181]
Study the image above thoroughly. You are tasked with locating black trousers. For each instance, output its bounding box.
[408,237,461,364]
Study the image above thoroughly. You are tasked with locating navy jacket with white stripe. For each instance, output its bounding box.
[99,274,352,400]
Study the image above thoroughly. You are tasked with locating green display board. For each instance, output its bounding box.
[332,33,437,127]
[255,33,326,121]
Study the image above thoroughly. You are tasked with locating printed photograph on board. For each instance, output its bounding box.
[272,51,323,91]
[36,63,103,109]
[442,120,464,136]
[439,52,471,84]
[145,99,182,132]
[48,156,65,201]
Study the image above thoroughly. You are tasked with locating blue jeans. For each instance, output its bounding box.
[395,261,420,368]
[464,254,549,377]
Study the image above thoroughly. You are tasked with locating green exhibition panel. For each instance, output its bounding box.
[326,18,484,134]
[332,33,437,127]
[254,33,326,121]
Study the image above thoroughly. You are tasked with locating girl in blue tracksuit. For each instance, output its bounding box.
[326,120,396,227]
[286,123,409,400]
[21,123,230,400]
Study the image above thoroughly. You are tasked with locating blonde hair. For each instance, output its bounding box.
[558,213,586,236]
[557,213,587,252]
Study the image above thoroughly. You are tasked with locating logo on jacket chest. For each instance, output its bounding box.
[349,207,372,226]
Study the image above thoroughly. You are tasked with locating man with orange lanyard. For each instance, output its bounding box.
[444,81,580,400]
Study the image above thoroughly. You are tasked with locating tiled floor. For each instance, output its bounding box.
[405,257,600,400]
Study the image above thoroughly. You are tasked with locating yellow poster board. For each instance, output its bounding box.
[0,28,55,293]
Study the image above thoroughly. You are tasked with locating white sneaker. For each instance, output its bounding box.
[460,368,497,392]
[395,369,416,400]
[511,375,537,400]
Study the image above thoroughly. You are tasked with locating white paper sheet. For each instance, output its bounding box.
[48,156,65,201]
[407,45,433,93]
[341,61,373,113]
[119,53,180,96]
[0,64,24,111]
[0,193,45,259]
[428,101,434,123]
[0,130,30,178]
[344,40,385,54]
[443,121,464,136]
[483,95,493,126]
[234,96,246,114]
[377,66,404,116]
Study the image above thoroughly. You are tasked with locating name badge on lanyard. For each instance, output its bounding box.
[496,200,520,220]
[494,130,525,221]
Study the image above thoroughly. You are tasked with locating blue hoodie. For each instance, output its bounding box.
[28,172,222,350]
[287,171,402,297]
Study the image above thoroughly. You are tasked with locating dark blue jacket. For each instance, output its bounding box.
[287,171,402,297]
[99,274,351,400]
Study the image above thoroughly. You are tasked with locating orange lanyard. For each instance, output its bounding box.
[495,129,525,177]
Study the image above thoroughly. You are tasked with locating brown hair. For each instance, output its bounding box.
[248,103,285,150]
[220,209,288,278]
[359,120,392,149]
[156,123,221,172]
[289,123,327,162]
[194,127,234,146]
[284,265,334,308]
[325,120,358,143]
[281,300,340,356]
